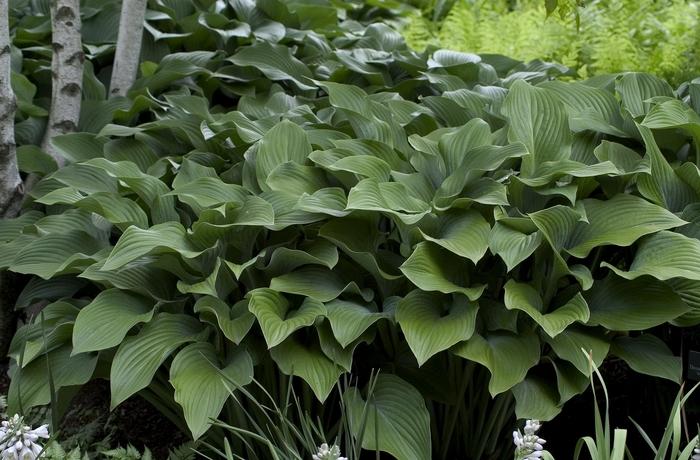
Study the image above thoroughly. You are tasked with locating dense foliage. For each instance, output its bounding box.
[402,0,700,84]
[3,0,700,458]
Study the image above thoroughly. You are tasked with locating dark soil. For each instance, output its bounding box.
[58,379,189,459]
[0,359,188,460]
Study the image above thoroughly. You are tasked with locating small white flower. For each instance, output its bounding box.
[0,415,49,460]
[313,443,347,460]
[514,419,547,460]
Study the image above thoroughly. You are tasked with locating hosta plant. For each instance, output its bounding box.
[2,0,700,458]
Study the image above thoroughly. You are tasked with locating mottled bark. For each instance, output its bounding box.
[43,0,83,166]
[0,0,23,357]
[109,0,146,97]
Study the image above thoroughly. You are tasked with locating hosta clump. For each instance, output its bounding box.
[2,0,700,458]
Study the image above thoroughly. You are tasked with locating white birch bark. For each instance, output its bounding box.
[0,0,23,217]
[109,0,147,97]
[43,0,83,166]
[0,0,21,357]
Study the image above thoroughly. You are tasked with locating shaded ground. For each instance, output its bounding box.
[0,360,189,459]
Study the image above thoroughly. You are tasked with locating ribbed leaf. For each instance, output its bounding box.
[325,300,388,348]
[229,41,314,91]
[168,177,248,210]
[504,280,589,337]
[74,193,149,229]
[452,330,540,395]
[604,231,700,281]
[489,222,542,271]
[611,334,683,383]
[255,120,312,188]
[400,242,486,301]
[171,343,253,439]
[636,124,699,212]
[502,80,571,175]
[248,288,325,348]
[344,374,431,460]
[543,326,609,375]
[611,334,681,383]
[110,313,203,408]
[194,297,255,345]
[438,118,491,174]
[347,179,430,224]
[396,290,478,366]
[8,346,97,414]
[102,223,198,271]
[270,337,343,401]
[616,72,673,118]
[512,375,562,421]
[419,210,490,264]
[9,231,107,279]
[586,275,690,330]
[73,289,155,354]
[530,194,684,258]
[269,267,373,302]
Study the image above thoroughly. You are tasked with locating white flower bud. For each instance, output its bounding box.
[514,420,547,460]
[312,443,346,460]
[0,415,49,460]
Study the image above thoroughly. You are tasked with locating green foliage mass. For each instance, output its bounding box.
[3,0,700,459]
[402,0,700,84]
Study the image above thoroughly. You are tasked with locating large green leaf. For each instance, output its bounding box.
[586,275,690,330]
[269,267,372,302]
[347,179,430,225]
[543,326,609,375]
[419,210,490,264]
[636,124,699,212]
[110,313,203,408]
[512,375,562,421]
[344,374,431,460]
[194,296,255,345]
[170,343,253,439]
[102,223,199,271]
[229,41,314,91]
[255,120,312,189]
[529,194,684,258]
[489,222,542,271]
[8,346,98,414]
[611,334,681,383]
[504,280,589,337]
[270,337,344,402]
[8,231,107,279]
[616,72,673,118]
[396,290,478,366]
[400,242,485,301]
[72,289,155,354]
[502,80,571,176]
[248,288,325,348]
[452,330,540,395]
[325,299,388,348]
[603,231,700,281]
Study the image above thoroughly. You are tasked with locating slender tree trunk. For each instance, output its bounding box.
[43,0,83,166]
[109,0,146,97]
[0,0,23,357]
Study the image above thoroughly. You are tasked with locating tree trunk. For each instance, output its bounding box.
[109,0,147,97]
[43,0,83,166]
[0,0,23,357]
